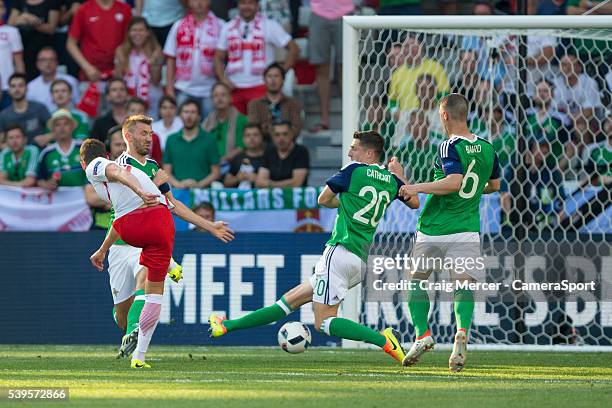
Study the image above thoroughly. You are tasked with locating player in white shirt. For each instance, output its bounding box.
[81,117,234,369]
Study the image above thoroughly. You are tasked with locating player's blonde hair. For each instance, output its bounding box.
[122,114,153,139]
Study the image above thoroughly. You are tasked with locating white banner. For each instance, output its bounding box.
[0,186,92,231]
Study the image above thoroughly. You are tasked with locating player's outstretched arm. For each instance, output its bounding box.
[317,186,340,208]
[164,190,235,243]
[90,226,120,271]
[483,178,501,194]
[400,174,464,199]
[104,163,159,206]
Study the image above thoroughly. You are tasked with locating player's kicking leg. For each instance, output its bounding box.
[209,281,313,337]
[312,245,405,364]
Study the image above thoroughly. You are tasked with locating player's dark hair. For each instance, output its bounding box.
[264,62,285,80]
[4,123,26,137]
[50,78,72,94]
[439,93,469,121]
[80,138,107,165]
[353,130,384,161]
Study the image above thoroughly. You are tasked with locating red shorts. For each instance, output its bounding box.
[232,85,267,114]
[112,205,175,282]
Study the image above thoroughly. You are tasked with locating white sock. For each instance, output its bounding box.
[132,294,163,362]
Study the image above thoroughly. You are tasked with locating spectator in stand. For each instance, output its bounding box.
[135,0,185,47]
[215,0,299,114]
[192,202,215,231]
[8,0,60,81]
[27,47,79,113]
[50,79,90,140]
[114,16,164,116]
[389,34,449,114]
[361,96,395,157]
[90,78,128,142]
[307,0,352,132]
[467,79,495,124]
[164,0,224,120]
[476,105,515,168]
[501,139,567,229]
[85,124,124,229]
[202,82,247,169]
[152,96,182,150]
[583,113,611,186]
[415,74,444,141]
[451,50,479,112]
[125,97,163,166]
[0,0,25,111]
[398,110,437,183]
[256,120,308,188]
[55,0,84,78]
[67,0,131,82]
[554,53,602,119]
[565,115,601,179]
[248,62,301,140]
[525,79,571,169]
[163,99,220,188]
[0,124,39,187]
[0,73,50,145]
[37,109,86,189]
[224,122,266,189]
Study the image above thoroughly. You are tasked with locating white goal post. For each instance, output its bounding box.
[340,16,612,351]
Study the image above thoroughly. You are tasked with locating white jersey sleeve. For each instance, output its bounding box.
[86,157,112,183]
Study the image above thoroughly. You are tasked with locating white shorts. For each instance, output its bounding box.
[410,231,484,282]
[309,244,364,306]
[108,244,143,304]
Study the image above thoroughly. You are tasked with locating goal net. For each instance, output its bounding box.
[341,16,611,349]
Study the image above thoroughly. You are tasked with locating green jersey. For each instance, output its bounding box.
[417,135,500,236]
[326,162,405,261]
[37,140,87,186]
[0,145,39,181]
[109,152,168,245]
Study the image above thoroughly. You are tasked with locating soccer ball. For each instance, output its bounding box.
[277,322,312,354]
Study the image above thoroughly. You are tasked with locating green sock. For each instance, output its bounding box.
[126,289,145,334]
[224,297,293,332]
[324,317,386,348]
[407,281,430,338]
[454,289,474,333]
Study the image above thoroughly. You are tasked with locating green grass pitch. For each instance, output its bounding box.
[0,345,611,407]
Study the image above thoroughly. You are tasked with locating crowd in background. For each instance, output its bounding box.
[0,0,609,231]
